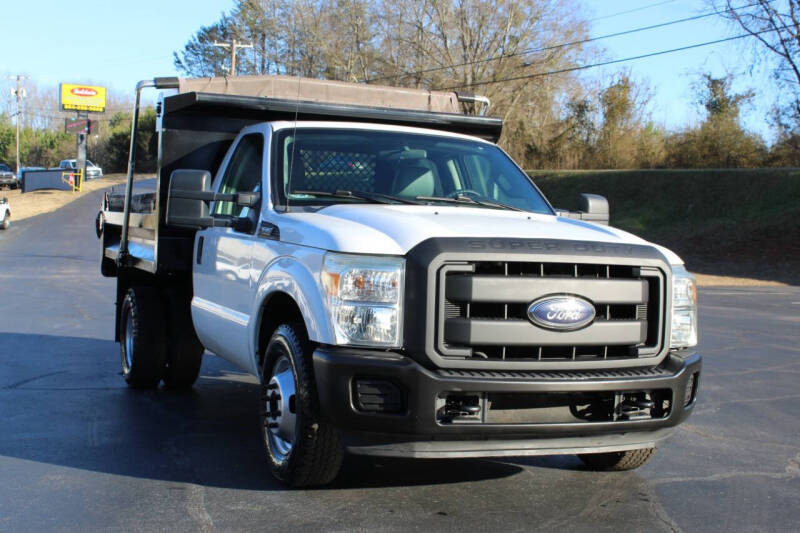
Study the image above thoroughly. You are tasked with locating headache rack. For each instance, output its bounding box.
[100,75,502,277]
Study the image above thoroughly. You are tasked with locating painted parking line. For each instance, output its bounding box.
[703,291,791,296]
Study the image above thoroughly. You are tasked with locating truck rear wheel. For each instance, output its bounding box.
[120,286,166,389]
[578,447,655,471]
[162,295,204,389]
[1,212,9,230]
[260,323,343,487]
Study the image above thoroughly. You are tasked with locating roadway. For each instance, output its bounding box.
[0,187,798,531]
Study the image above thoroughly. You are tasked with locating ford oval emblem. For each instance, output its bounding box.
[527,295,596,331]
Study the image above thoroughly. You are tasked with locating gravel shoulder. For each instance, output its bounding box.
[2,174,130,221]
[692,273,788,287]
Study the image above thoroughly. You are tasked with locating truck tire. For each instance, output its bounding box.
[260,323,343,487]
[1,212,9,230]
[162,296,204,389]
[578,447,655,471]
[120,286,166,389]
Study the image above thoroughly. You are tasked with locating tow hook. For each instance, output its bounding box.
[438,394,483,422]
[615,394,655,420]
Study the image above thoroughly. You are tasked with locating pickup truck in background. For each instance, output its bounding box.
[0,163,18,190]
[98,75,700,487]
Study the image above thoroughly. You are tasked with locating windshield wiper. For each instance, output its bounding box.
[415,194,524,212]
[292,189,423,205]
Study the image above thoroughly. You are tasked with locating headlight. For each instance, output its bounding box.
[670,265,698,348]
[321,253,404,347]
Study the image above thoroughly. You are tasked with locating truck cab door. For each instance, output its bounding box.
[191,132,265,372]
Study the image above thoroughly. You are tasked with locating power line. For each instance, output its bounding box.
[15,109,126,122]
[364,0,769,84]
[587,0,680,22]
[435,26,784,91]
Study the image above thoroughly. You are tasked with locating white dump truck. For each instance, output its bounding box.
[98,75,700,487]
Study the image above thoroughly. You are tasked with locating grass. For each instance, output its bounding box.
[529,168,800,285]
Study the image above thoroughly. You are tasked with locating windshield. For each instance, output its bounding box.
[0,164,10,172]
[272,128,552,214]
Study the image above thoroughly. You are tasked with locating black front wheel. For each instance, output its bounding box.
[1,213,9,230]
[260,323,343,487]
[578,447,655,471]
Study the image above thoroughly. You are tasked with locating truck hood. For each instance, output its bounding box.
[275,204,683,264]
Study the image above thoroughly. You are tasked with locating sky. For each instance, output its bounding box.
[0,1,235,94]
[0,0,778,138]
[586,0,775,138]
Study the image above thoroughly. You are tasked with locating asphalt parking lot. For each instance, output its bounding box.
[1,189,798,532]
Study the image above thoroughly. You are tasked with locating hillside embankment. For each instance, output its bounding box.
[531,168,800,286]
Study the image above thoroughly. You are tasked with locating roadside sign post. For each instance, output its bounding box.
[60,83,106,188]
[76,116,88,191]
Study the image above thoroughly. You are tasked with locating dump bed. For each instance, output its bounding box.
[101,75,503,277]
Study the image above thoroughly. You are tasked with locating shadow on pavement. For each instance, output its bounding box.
[0,333,539,491]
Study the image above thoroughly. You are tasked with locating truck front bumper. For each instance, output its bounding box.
[313,349,701,458]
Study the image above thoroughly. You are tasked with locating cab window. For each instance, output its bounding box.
[213,134,264,217]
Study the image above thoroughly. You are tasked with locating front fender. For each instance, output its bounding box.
[249,251,334,366]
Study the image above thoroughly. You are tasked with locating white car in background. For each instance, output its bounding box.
[0,197,10,229]
[59,159,104,179]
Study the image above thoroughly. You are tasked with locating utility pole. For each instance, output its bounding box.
[6,75,28,174]
[213,38,253,76]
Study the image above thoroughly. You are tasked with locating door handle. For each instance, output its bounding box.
[197,236,204,264]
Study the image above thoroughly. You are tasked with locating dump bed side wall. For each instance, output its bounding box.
[156,125,239,272]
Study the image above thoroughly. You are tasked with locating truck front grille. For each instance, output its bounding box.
[436,261,664,363]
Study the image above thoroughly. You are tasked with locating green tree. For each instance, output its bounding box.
[665,74,766,168]
[596,75,641,168]
[696,74,765,167]
[0,114,14,165]
[635,122,667,169]
[103,109,157,174]
[173,16,237,77]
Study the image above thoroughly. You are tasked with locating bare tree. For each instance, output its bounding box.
[369,0,592,165]
[172,0,678,169]
[715,0,800,126]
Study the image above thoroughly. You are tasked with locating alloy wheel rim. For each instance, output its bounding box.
[264,355,296,462]
[124,311,134,372]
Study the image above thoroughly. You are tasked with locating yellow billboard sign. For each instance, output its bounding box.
[60,83,106,112]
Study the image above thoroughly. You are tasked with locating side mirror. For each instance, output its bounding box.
[578,193,609,225]
[166,169,213,228]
